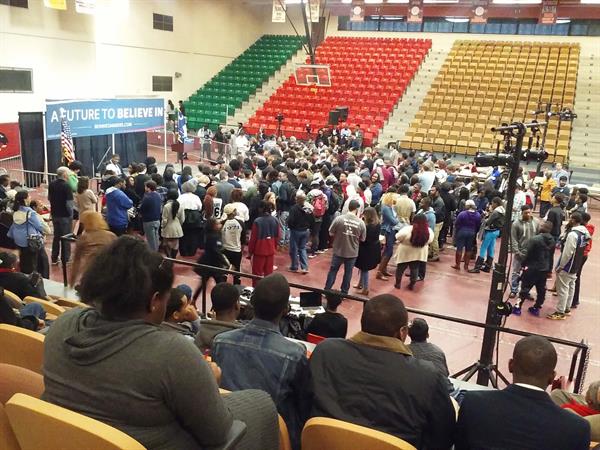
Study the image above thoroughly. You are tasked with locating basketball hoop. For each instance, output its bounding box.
[294,64,331,87]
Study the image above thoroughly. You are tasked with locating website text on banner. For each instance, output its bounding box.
[45,98,165,140]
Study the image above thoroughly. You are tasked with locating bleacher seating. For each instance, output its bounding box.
[185,35,304,130]
[401,40,579,163]
[246,37,431,146]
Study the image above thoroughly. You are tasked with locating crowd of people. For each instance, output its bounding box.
[0,130,598,449]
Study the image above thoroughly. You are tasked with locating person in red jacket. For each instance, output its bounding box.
[247,200,279,286]
[571,211,594,309]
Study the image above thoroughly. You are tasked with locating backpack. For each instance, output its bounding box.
[313,194,326,218]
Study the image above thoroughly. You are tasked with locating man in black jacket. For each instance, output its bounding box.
[48,166,73,264]
[455,335,590,450]
[309,294,455,449]
[287,190,313,273]
[546,193,565,241]
[511,221,555,316]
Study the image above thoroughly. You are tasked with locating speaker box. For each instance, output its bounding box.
[336,106,349,122]
[328,110,340,126]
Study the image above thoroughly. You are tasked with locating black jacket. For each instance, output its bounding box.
[287,204,313,231]
[522,233,555,272]
[0,271,43,299]
[547,206,565,239]
[309,336,455,449]
[456,384,590,450]
[48,178,73,218]
[305,311,347,339]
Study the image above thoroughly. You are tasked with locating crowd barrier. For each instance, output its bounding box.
[59,233,590,392]
[0,155,57,188]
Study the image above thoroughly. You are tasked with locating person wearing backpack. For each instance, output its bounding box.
[547,212,591,320]
[307,179,328,259]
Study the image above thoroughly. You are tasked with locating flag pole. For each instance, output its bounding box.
[111,134,115,156]
[42,112,49,185]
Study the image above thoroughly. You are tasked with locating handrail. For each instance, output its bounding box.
[58,233,590,392]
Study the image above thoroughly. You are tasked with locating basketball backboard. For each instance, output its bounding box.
[294,64,331,87]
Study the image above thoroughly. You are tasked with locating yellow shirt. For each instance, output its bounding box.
[540,178,557,202]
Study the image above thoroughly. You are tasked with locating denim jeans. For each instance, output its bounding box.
[479,229,500,259]
[510,257,522,294]
[278,211,290,245]
[51,217,72,263]
[310,221,322,255]
[325,254,356,294]
[289,229,309,271]
[20,302,46,320]
[359,269,369,290]
[143,220,160,252]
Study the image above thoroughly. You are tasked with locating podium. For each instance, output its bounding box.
[171,142,193,154]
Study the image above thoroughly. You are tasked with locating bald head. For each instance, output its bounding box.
[252,273,290,322]
[361,294,409,339]
[509,335,557,389]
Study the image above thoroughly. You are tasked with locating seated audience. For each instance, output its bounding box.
[408,317,449,377]
[0,251,47,299]
[43,236,279,450]
[309,294,455,449]
[160,287,200,339]
[195,282,243,354]
[551,381,600,442]
[304,292,347,339]
[212,273,310,450]
[0,287,46,331]
[455,335,590,449]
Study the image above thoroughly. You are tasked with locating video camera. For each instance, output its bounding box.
[275,112,284,122]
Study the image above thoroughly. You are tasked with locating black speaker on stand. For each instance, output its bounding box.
[336,106,349,122]
[328,109,341,126]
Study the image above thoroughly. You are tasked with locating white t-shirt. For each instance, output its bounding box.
[222,218,243,252]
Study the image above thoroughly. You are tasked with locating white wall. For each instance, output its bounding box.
[0,0,266,123]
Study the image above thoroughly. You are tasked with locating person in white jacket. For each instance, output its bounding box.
[547,212,591,320]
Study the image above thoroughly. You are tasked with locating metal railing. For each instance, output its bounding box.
[0,155,58,188]
[58,233,590,392]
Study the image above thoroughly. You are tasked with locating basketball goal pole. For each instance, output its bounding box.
[300,0,316,66]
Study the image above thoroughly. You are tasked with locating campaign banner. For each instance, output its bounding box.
[45,98,165,140]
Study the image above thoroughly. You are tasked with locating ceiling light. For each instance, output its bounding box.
[445,16,469,22]
[387,0,409,3]
[492,0,542,4]
[381,15,406,19]
[423,0,459,3]
[365,0,384,3]
[556,18,571,24]
[341,0,352,3]
[581,0,600,3]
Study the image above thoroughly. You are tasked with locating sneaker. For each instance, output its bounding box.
[570,303,579,309]
[316,250,325,254]
[288,268,298,273]
[546,311,566,320]
[51,260,60,266]
[564,309,572,316]
[528,306,540,317]
[512,306,521,316]
[508,292,517,299]
[300,269,309,274]
[308,254,317,259]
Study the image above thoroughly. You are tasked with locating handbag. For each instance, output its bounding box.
[26,211,44,251]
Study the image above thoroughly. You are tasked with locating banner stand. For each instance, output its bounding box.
[42,112,49,184]
[111,134,115,156]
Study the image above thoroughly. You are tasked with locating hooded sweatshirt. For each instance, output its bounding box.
[7,207,49,248]
[522,232,556,272]
[484,205,505,232]
[557,225,591,274]
[42,308,234,450]
[105,186,133,229]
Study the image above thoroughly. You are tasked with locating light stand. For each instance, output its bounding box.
[533,102,577,175]
[452,120,546,388]
[276,113,284,138]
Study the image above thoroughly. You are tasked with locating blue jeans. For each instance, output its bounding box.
[20,303,46,320]
[383,229,396,258]
[143,220,160,252]
[289,229,309,271]
[479,230,500,259]
[325,254,356,294]
[510,257,522,294]
[278,211,290,245]
[359,269,369,290]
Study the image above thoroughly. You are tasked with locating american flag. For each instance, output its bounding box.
[61,118,76,164]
